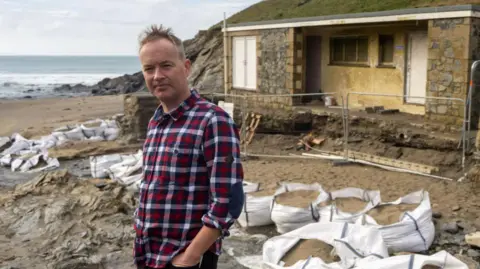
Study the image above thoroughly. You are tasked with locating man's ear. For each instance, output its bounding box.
[184,58,192,77]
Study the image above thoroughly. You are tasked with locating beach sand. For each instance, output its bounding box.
[0,95,124,138]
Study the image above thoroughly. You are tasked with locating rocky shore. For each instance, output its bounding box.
[53,72,146,96]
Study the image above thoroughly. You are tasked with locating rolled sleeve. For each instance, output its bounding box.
[201,110,244,238]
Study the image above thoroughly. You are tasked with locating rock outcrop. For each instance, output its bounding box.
[185,27,224,94]
[53,72,146,96]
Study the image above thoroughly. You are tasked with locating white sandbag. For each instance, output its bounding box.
[106,150,143,180]
[90,154,124,178]
[263,222,388,269]
[237,183,274,228]
[318,188,381,224]
[355,190,435,254]
[87,136,106,142]
[80,125,105,138]
[103,127,119,141]
[0,154,12,166]
[52,127,85,141]
[101,119,119,129]
[1,134,32,156]
[31,135,60,150]
[352,250,468,269]
[17,152,59,173]
[270,183,329,234]
[242,181,260,193]
[118,172,143,187]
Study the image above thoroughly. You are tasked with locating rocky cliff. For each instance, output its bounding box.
[185,27,224,94]
[53,27,224,97]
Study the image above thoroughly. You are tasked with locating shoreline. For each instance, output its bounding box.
[0,71,145,100]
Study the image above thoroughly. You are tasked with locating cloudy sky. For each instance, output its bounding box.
[0,0,259,55]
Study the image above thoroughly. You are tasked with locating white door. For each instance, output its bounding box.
[232,37,245,89]
[245,37,257,89]
[406,32,428,104]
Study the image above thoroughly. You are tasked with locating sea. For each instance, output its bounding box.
[0,55,141,99]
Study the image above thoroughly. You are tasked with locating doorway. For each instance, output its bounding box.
[405,31,428,105]
[303,35,322,104]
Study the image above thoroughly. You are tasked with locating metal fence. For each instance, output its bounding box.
[344,92,468,169]
[202,88,473,181]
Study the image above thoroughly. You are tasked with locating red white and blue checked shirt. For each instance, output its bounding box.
[134,89,244,268]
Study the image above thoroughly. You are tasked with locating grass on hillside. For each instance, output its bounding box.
[225,0,480,24]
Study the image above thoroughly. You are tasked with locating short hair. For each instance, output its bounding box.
[138,24,185,59]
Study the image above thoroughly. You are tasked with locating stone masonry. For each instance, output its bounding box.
[229,27,303,110]
[427,18,472,127]
[470,18,480,130]
[117,93,159,143]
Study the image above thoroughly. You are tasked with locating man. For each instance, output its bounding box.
[133,24,244,269]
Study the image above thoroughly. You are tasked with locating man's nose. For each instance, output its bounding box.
[153,68,165,80]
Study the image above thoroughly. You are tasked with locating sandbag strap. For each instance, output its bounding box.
[243,192,249,226]
[310,204,320,222]
[80,128,89,138]
[408,254,415,269]
[334,239,385,260]
[301,256,312,269]
[341,223,348,238]
[404,212,427,251]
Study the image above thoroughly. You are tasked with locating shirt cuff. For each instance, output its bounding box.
[201,213,233,239]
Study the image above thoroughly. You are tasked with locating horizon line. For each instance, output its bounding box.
[0,54,138,57]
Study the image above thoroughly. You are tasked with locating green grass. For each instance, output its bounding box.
[224,0,480,25]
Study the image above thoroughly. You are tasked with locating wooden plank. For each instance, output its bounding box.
[246,114,262,145]
[345,150,439,174]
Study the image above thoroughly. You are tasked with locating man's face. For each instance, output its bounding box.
[139,38,191,103]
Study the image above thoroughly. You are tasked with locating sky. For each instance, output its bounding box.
[0,0,260,55]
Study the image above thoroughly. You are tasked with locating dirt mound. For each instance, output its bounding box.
[0,170,137,269]
[275,190,320,208]
[281,239,339,266]
[367,203,419,225]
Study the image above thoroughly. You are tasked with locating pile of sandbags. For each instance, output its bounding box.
[352,251,468,269]
[262,222,388,269]
[89,150,143,191]
[318,187,381,224]
[262,222,467,269]
[0,118,121,173]
[236,180,445,267]
[238,182,275,228]
[355,190,435,253]
[270,183,329,234]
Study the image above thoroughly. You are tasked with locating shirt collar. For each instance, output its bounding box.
[154,89,200,122]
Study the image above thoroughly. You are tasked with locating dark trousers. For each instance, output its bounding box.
[143,251,218,269]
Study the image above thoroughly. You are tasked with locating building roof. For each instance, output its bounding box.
[224,4,480,32]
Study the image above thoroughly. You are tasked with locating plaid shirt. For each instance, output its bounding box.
[134,89,244,268]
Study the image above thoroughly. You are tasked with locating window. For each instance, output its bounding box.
[330,36,369,65]
[379,35,394,65]
[232,36,257,90]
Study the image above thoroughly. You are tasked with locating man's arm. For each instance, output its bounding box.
[184,110,244,261]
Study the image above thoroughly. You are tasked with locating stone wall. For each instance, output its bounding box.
[117,93,159,143]
[470,18,480,130]
[228,27,303,110]
[259,28,289,95]
[426,18,472,126]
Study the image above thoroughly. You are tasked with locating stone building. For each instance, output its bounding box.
[223,5,480,127]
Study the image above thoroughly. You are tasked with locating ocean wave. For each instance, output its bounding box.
[0,73,125,86]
